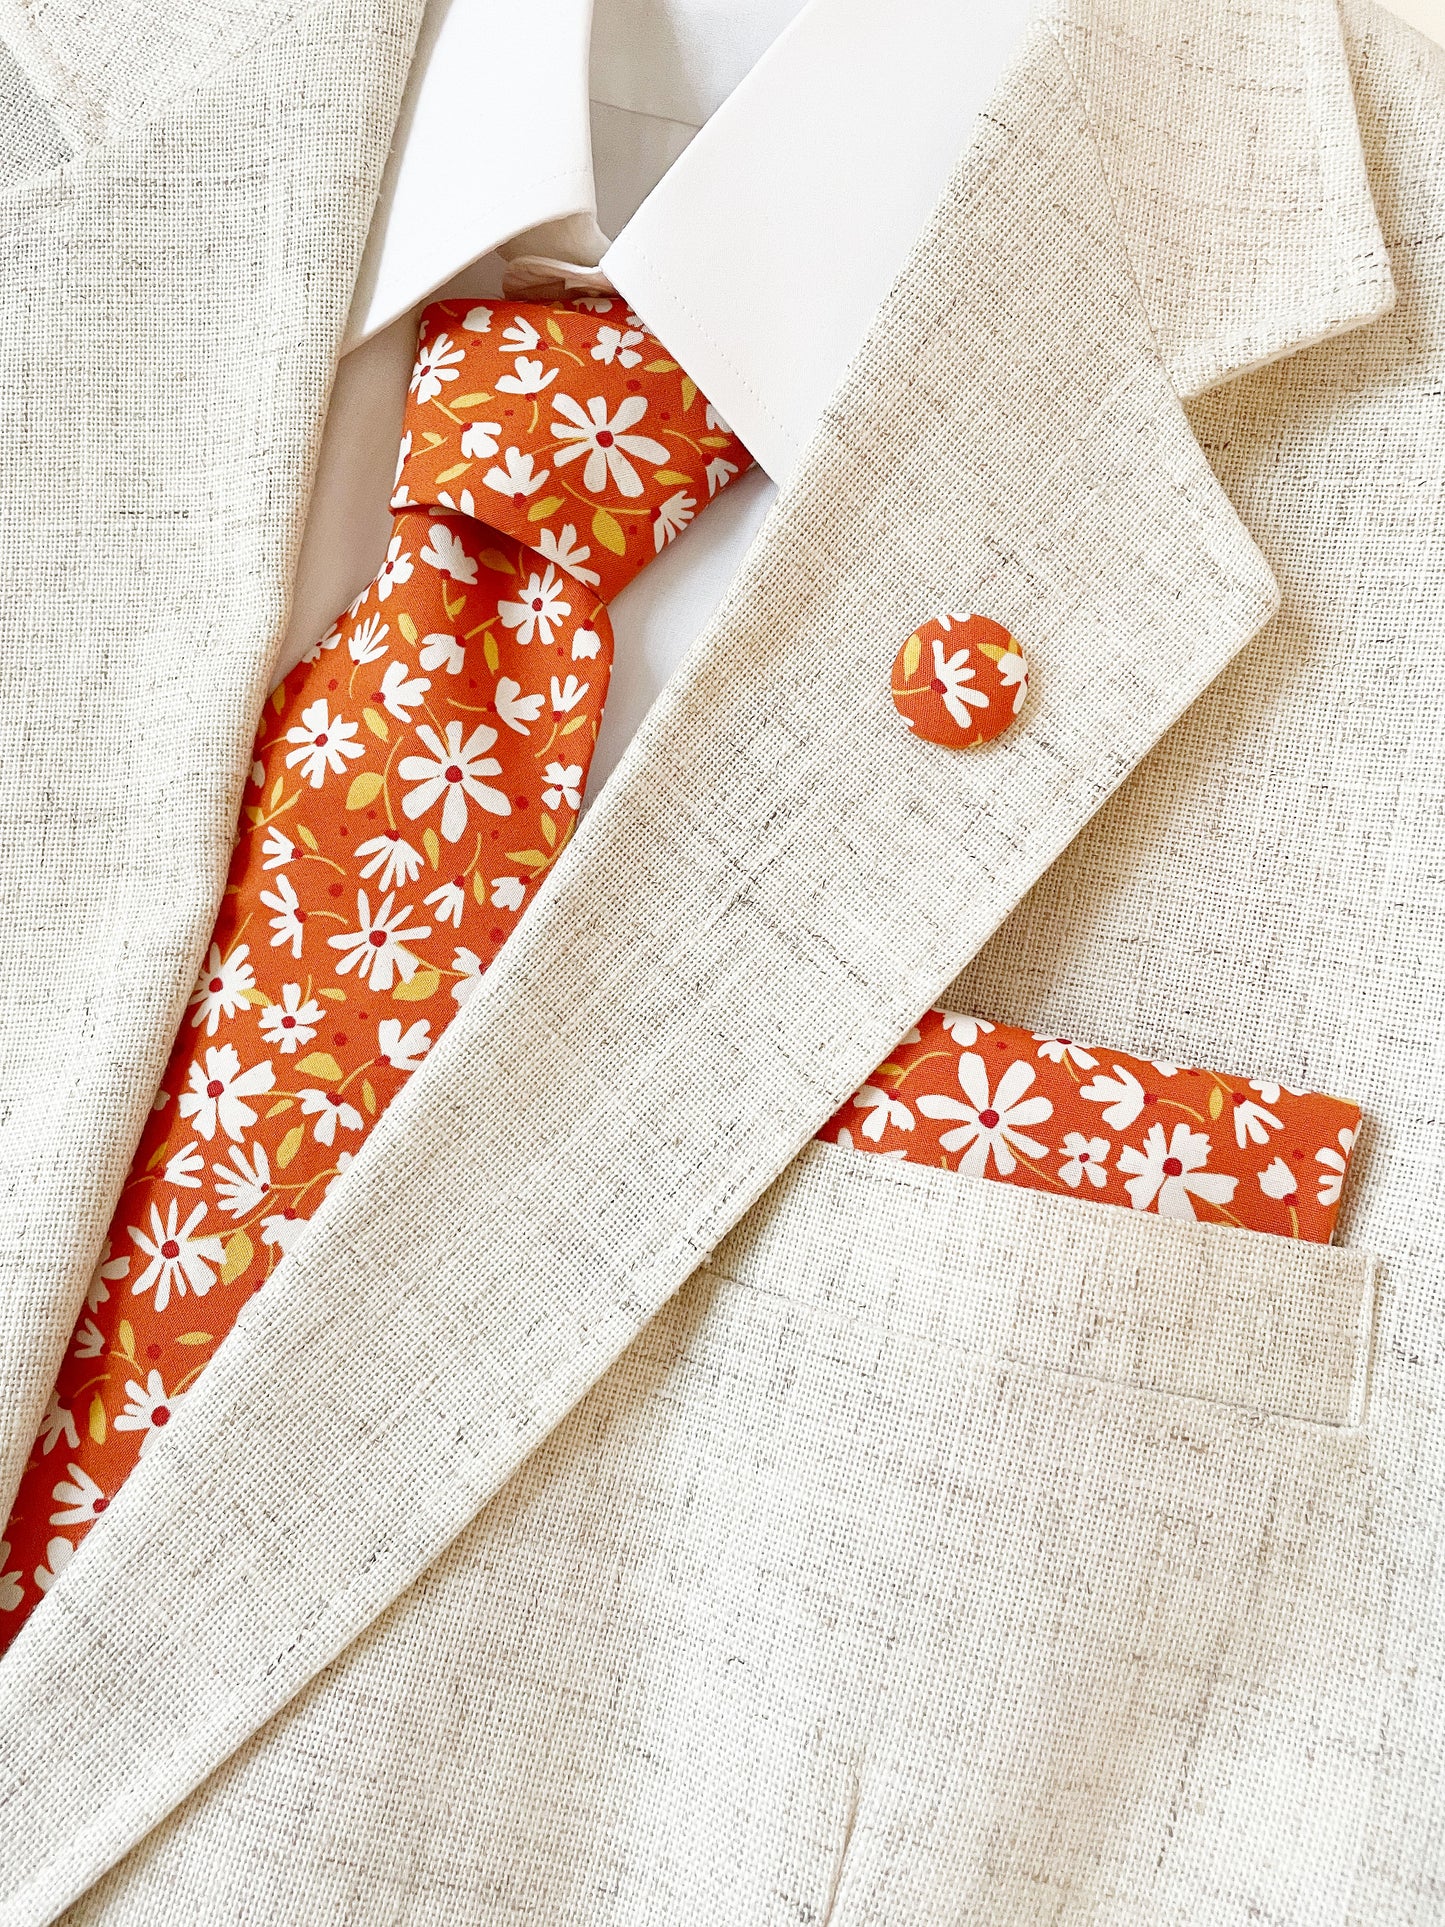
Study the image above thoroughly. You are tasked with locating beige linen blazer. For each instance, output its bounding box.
[0,0,1442,1920]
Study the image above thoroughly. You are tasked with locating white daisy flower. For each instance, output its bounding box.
[283,698,363,788]
[127,1199,226,1310]
[496,355,557,395]
[916,1054,1053,1177]
[423,877,466,928]
[299,1087,365,1146]
[705,455,738,497]
[1079,1062,1148,1130]
[348,614,389,664]
[212,1141,273,1218]
[1258,1156,1299,1200]
[257,982,322,1053]
[187,942,254,1035]
[327,889,431,991]
[35,1537,74,1595]
[653,489,695,551]
[483,447,549,502]
[355,829,424,890]
[540,761,583,809]
[408,331,465,404]
[490,877,525,912]
[73,1319,106,1360]
[498,563,571,645]
[376,1017,432,1073]
[1316,1126,1358,1207]
[88,1245,132,1311]
[176,1044,275,1141]
[451,946,484,1007]
[850,1084,915,1142]
[261,827,295,870]
[460,420,501,459]
[1119,1123,1237,1220]
[551,392,669,497]
[113,1370,181,1451]
[36,1391,78,1457]
[375,534,415,601]
[571,626,602,661]
[550,673,588,714]
[419,631,465,675]
[495,676,544,735]
[260,1208,306,1253]
[535,523,600,587]
[378,659,430,722]
[1058,1131,1110,1189]
[591,324,645,366]
[163,1141,204,1189]
[260,871,307,958]
[50,1463,107,1526]
[419,521,479,584]
[500,316,540,355]
[399,721,510,842]
[1033,1033,1098,1070]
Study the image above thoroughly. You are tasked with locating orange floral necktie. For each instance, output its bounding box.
[0,298,1365,1646]
[0,295,753,1643]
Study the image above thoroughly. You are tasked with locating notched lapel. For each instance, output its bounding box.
[0,10,1391,1922]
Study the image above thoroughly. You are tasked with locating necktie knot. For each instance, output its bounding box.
[393,297,751,604]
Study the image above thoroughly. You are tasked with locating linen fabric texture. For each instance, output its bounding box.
[1,2,1443,1925]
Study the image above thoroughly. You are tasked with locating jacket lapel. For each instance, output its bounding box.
[0,5,1392,1921]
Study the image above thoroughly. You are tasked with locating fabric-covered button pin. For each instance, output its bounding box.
[891,612,1028,747]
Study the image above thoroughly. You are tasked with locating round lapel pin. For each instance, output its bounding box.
[891,612,1028,748]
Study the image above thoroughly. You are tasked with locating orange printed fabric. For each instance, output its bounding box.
[818,1009,1361,1243]
[0,296,752,1644]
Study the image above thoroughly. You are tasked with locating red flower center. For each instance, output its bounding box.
[205,1079,224,1097]
[368,929,387,946]
[979,1108,1000,1129]
[531,597,543,611]
[208,977,222,992]
[281,1015,295,1028]
[595,429,614,447]
[930,678,947,695]
[93,1496,108,1513]
[153,1405,170,1426]
[512,490,526,505]
[1162,1157,1184,1177]
[315,732,328,746]
[160,1239,180,1259]
[445,764,463,782]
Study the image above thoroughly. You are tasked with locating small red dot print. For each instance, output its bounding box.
[147,1343,162,1360]
[490,927,504,944]
[333,1033,347,1047]
[328,882,343,898]
[514,796,528,809]
[327,678,338,691]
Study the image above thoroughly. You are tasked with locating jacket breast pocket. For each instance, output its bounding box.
[709,1139,1378,1429]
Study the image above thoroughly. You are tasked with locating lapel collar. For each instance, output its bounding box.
[0,8,1393,1921]
[603,0,1391,481]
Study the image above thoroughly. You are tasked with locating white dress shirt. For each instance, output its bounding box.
[281,0,1041,794]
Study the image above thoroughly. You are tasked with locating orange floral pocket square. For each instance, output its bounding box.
[818,1010,1361,1242]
